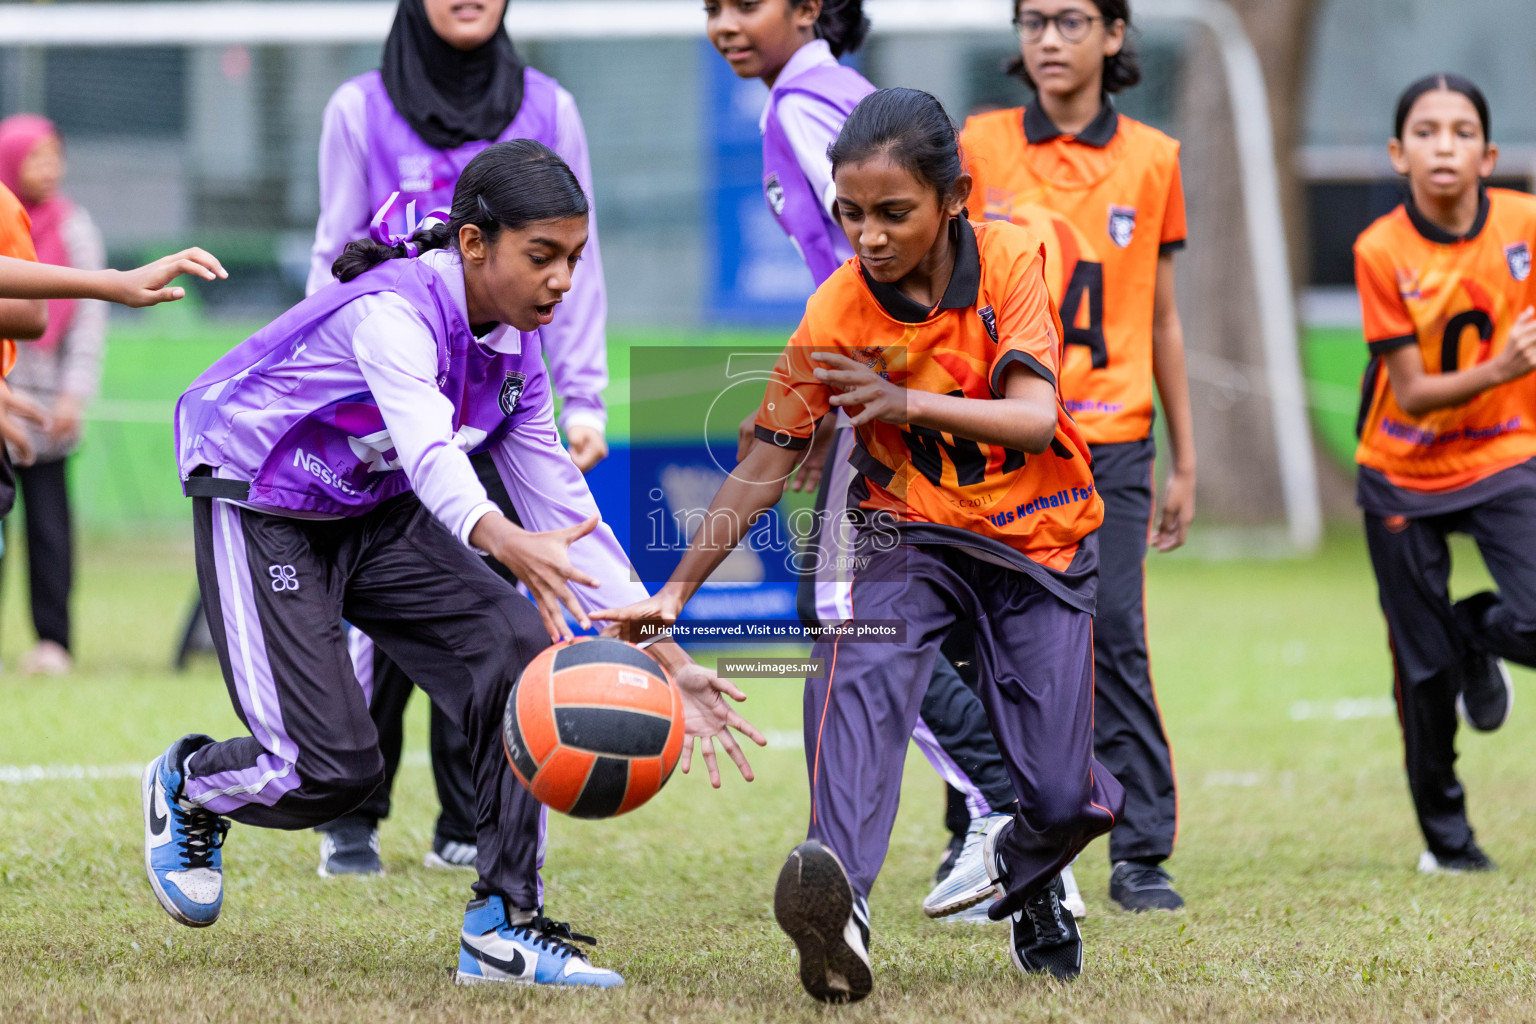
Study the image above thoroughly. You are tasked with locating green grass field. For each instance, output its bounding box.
[3,529,1535,1023]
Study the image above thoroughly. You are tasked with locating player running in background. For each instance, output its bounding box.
[707,0,1033,923]
[597,89,1123,996]
[960,0,1196,913]
[141,141,762,987]
[1353,74,1536,874]
[306,0,614,876]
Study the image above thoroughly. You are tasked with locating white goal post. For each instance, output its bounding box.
[0,0,1322,551]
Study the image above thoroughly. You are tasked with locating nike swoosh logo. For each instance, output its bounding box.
[461,939,526,978]
[149,789,168,837]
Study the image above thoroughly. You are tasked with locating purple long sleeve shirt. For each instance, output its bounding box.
[307,69,609,435]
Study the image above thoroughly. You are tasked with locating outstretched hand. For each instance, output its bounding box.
[813,352,907,428]
[471,513,603,642]
[670,660,766,787]
[109,248,228,307]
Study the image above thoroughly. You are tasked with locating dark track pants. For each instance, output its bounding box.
[803,543,1122,917]
[1089,438,1179,864]
[184,493,548,905]
[319,453,511,846]
[1364,484,1536,859]
[800,425,1019,821]
[2,458,73,650]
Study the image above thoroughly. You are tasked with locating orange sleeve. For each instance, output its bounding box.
[752,317,835,451]
[0,186,36,262]
[1159,157,1187,250]
[989,245,1063,395]
[1354,244,1417,353]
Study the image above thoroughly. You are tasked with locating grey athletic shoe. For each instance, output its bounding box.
[922,813,1010,918]
[1109,860,1184,912]
[424,836,478,871]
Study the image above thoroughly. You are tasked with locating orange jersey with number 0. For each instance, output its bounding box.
[960,106,1186,444]
[1353,187,1536,490]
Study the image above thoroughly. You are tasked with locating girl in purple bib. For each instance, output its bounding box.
[307,0,615,876]
[142,141,762,988]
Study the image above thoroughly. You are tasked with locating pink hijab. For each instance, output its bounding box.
[0,114,74,352]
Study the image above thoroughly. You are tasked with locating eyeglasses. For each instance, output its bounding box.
[1014,11,1103,44]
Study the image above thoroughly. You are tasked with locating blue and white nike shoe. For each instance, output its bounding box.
[456,895,624,988]
[141,735,230,928]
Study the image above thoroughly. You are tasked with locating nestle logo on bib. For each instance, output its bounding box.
[293,448,361,496]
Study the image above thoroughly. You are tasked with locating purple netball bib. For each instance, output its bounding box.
[176,257,548,517]
[762,63,874,286]
[356,68,562,240]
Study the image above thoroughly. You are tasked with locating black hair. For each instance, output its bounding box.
[793,0,869,59]
[1005,0,1142,95]
[332,138,589,282]
[828,88,963,200]
[1393,72,1490,141]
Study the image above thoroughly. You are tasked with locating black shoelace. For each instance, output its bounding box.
[520,914,597,958]
[182,808,230,870]
[1025,889,1067,943]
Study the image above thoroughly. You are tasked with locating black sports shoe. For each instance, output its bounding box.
[1418,845,1497,874]
[934,832,966,885]
[773,841,873,1003]
[1109,860,1185,912]
[982,822,1082,981]
[317,823,383,877]
[1456,648,1514,733]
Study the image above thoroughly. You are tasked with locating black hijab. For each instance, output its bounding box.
[380,0,526,151]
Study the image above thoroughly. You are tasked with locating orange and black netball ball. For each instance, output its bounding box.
[503,637,685,818]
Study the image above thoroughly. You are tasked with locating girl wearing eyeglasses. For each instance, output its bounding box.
[960,0,1196,915]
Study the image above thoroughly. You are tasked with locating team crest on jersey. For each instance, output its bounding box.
[765,174,786,216]
[498,372,527,417]
[1107,205,1137,248]
[1506,242,1531,282]
[853,346,889,378]
[397,154,434,193]
[1396,267,1422,300]
[978,305,999,343]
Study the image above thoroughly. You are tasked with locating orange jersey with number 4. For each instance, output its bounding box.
[960,105,1186,444]
[1354,188,1536,490]
[754,218,1103,572]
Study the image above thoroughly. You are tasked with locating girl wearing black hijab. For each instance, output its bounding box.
[307,0,613,878]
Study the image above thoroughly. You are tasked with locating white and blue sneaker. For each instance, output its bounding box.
[923,812,1011,918]
[456,895,624,988]
[141,736,229,928]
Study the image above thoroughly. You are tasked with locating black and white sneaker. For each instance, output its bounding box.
[1109,860,1185,912]
[1456,648,1514,733]
[424,836,477,871]
[982,822,1082,981]
[773,841,873,1003]
[1418,846,1497,874]
[317,824,383,877]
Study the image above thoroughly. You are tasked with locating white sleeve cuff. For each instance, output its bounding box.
[459,502,502,551]
[559,409,608,435]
